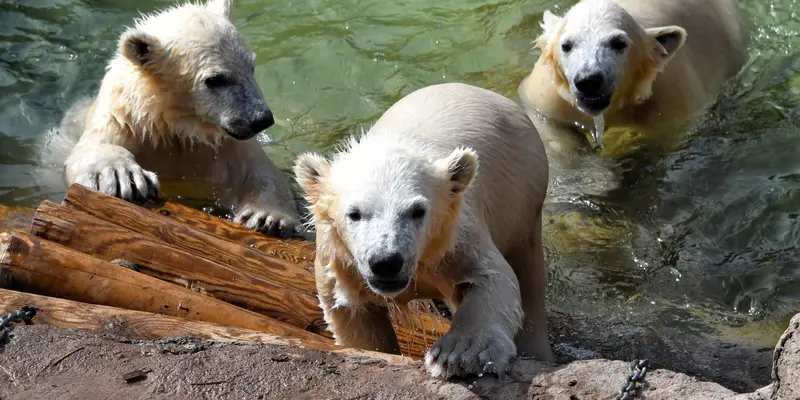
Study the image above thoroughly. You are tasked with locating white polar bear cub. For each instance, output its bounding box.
[519,0,748,148]
[294,82,552,378]
[42,0,298,236]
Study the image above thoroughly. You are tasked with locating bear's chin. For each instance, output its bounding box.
[223,128,259,141]
[575,94,612,116]
[366,277,411,297]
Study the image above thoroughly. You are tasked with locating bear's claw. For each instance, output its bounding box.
[235,208,297,238]
[75,163,159,202]
[424,327,516,379]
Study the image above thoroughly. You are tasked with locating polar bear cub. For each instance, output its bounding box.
[294,83,552,378]
[42,0,298,236]
[519,0,748,147]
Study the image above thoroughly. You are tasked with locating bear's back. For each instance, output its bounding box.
[620,0,749,107]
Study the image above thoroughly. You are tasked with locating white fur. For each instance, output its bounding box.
[519,0,749,151]
[40,0,299,237]
[295,82,553,378]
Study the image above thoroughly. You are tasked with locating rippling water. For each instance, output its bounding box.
[1,0,799,346]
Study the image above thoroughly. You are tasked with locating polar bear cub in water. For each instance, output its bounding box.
[294,82,552,378]
[519,0,748,149]
[41,0,299,236]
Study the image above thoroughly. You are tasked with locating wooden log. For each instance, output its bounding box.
[143,196,316,262]
[29,200,328,334]
[0,232,332,346]
[0,288,412,364]
[29,200,443,357]
[60,184,449,356]
[61,184,318,294]
[66,186,450,324]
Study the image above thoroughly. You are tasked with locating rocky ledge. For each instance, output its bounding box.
[0,313,797,400]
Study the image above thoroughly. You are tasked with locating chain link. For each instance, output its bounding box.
[616,359,650,400]
[0,306,37,348]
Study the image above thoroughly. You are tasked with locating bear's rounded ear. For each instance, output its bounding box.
[119,28,163,70]
[536,10,563,49]
[541,10,562,34]
[294,153,330,204]
[207,0,232,20]
[436,147,479,195]
[645,25,687,64]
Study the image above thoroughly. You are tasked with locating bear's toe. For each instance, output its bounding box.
[424,328,515,379]
[236,209,297,238]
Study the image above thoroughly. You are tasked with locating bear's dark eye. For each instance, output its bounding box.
[561,41,573,53]
[609,36,628,52]
[347,209,362,222]
[204,74,229,89]
[410,206,426,220]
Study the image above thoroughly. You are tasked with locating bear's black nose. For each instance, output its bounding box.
[574,72,605,97]
[369,253,405,278]
[250,110,275,134]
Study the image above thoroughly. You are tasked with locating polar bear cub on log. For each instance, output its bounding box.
[294,82,552,378]
[41,0,298,236]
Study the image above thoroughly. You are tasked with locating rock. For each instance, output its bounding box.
[528,359,738,400]
[1,313,798,400]
[770,313,800,400]
[0,325,478,400]
[546,310,773,393]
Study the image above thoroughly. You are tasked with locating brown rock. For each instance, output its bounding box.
[2,313,799,399]
[771,313,800,400]
[527,359,736,400]
[0,325,477,400]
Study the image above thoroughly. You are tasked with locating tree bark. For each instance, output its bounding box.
[0,232,332,346]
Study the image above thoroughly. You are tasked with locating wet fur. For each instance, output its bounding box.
[295,83,552,378]
[40,0,298,236]
[519,0,749,149]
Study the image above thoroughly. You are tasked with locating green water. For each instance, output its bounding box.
[1,0,799,346]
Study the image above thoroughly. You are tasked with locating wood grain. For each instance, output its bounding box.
[143,197,316,263]
[0,288,413,364]
[61,184,318,294]
[0,232,332,346]
[30,200,328,334]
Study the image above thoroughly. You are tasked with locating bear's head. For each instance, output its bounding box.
[294,135,478,296]
[536,0,687,116]
[116,0,272,142]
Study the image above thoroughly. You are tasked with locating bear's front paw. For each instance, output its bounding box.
[75,162,159,201]
[424,327,516,379]
[234,207,297,238]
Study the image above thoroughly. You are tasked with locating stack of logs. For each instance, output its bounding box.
[0,184,450,359]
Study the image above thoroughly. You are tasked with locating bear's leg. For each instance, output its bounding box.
[530,117,590,161]
[507,211,554,362]
[324,302,401,355]
[66,142,159,201]
[228,141,299,237]
[424,247,523,378]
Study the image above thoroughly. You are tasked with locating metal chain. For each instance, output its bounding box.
[0,306,37,348]
[616,359,650,400]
